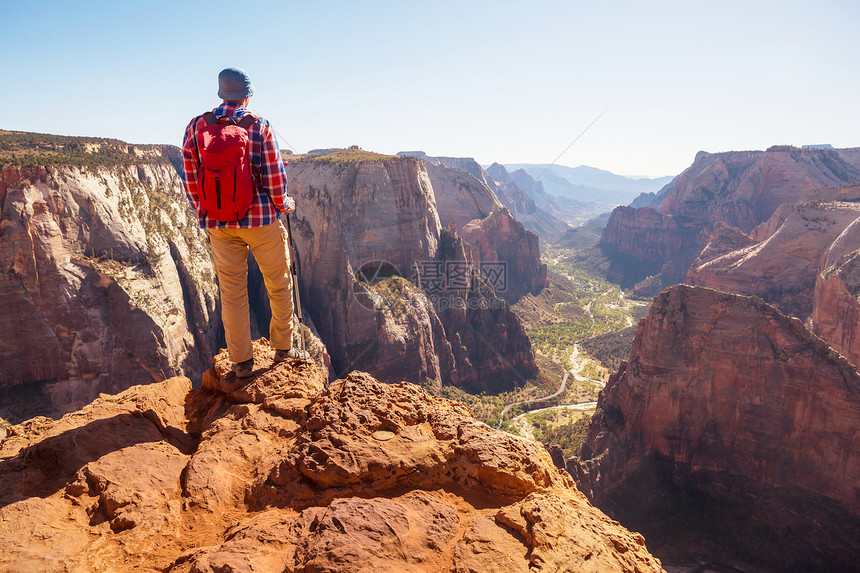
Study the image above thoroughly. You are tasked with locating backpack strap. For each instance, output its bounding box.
[236,113,258,130]
[202,112,219,126]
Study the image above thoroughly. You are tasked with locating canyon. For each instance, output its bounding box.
[7,128,860,572]
[0,142,220,422]
[573,284,860,570]
[283,149,541,393]
[0,137,550,420]
[399,151,571,242]
[558,147,860,570]
[598,146,860,293]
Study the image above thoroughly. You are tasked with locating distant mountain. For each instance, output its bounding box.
[399,151,571,242]
[504,163,673,205]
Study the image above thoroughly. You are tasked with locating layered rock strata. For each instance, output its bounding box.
[576,284,860,570]
[0,340,664,572]
[813,215,860,367]
[402,152,569,243]
[423,161,547,302]
[421,160,546,300]
[599,147,860,292]
[688,201,860,317]
[285,151,537,392]
[599,206,700,290]
[459,207,547,302]
[0,143,219,421]
[424,161,502,231]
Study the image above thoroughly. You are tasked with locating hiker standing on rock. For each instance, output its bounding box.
[182,67,306,378]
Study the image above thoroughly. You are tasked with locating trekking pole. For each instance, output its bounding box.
[284,210,308,361]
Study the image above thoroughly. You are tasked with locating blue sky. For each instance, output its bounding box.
[2,0,858,177]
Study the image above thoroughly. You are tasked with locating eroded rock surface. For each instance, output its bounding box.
[285,152,537,392]
[598,147,860,292]
[575,284,860,571]
[0,340,663,572]
[0,150,219,421]
[425,161,547,302]
[688,201,860,317]
[813,215,860,367]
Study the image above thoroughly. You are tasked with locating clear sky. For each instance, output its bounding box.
[2,0,858,177]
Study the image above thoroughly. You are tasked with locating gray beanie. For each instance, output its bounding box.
[218,67,255,100]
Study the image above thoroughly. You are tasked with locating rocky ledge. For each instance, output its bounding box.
[0,339,662,572]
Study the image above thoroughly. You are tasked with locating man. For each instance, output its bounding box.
[182,67,305,378]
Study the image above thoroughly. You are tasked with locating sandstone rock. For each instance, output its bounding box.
[203,337,328,416]
[576,284,860,570]
[0,149,219,422]
[284,154,440,376]
[423,161,547,302]
[460,207,547,302]
[432,228,538,392]
[598,205,700,291]
[812,215,860,367]
[598,147,860,289]
[424,161,502,231]
[688,201,860,317]
[284,152,537,392]
[0,340,664,572]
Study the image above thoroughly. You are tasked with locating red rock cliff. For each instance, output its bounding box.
[425,161,547,302]
[813,214,860,367]
[688,201,860,317]
[599,147,860,292]
[575,284,860,570]
[0,146,219,421]
[285,151,537,393]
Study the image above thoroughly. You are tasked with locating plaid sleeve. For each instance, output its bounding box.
[258,119,289,213]
[181,117,202,216]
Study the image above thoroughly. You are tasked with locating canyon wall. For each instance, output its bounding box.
[285,151,537,393]
[813,215,860,367]
[424,161,501,231]
[598,147,860,293]
[401,152,570,242]
[423,161,547,302]
[485,162,571,241]
[0,143,220,421]
[575,284,860,570]
[688,201,860,317]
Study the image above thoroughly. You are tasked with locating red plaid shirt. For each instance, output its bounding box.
[182,102,290,228]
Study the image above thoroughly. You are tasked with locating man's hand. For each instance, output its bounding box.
[285,196,296,214]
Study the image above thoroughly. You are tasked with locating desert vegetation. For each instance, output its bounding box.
[453,243,649,445]
[0,130,176,168]
[294,147,412,164]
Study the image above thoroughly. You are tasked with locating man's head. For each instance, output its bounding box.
[218,67,254,102]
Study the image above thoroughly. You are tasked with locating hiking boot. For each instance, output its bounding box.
[232,358,254,378]
[273,347,310,362]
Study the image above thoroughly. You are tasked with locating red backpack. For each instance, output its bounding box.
[196,112,258,222]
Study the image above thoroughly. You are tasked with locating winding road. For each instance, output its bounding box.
[497,371,568,429]
[497,342,605,431]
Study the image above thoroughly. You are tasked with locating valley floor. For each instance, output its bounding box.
[447,245,648,457]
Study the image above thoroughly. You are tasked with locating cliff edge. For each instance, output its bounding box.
[575,284,860,570]
[0,134,220,422]
[0,339,663,572]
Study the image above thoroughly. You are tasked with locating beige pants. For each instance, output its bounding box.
[208,221,294,363]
